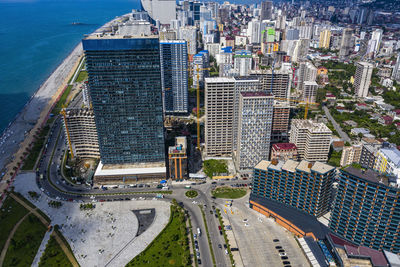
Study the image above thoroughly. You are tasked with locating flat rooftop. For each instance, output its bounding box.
[95,161,166,177]
[342,166,397,187]
[254,159,335,175]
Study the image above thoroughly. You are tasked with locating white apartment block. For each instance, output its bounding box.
[289,119,332,163]
[340,144,362,167]
[236,92,274,170]
[354,61,373,98]
[303,81,318,103]
[205,77,235,157]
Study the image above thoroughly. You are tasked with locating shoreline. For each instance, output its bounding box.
[0,13,131,189]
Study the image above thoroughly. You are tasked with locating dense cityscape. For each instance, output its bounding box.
[1,0,400,266]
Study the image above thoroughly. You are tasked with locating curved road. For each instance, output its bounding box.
[323,106,351,142]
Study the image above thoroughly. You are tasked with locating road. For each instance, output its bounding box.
[323,106,351,142]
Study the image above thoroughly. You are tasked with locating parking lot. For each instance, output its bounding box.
[218,196,309,267]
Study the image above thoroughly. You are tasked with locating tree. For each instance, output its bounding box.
[203,159,228,178]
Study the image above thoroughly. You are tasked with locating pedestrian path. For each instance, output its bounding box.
[32,229,53,267]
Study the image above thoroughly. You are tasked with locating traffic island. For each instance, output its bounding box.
[211,187,247,199]
[185,190,198,198]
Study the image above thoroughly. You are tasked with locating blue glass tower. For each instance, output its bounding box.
[160,40,189,114]
[82,37,165,165]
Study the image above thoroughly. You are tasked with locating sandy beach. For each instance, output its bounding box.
[0,14,131,199]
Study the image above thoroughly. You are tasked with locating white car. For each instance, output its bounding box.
[279,252,287,256]
[225,249,229,255]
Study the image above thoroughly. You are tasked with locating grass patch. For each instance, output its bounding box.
[4,214,47,267]
[21,124,50,170]
[11,192,51,224]
[39,235,72,267]
[185,190,198,198]
[203,159,228,179]
[216,209,235,265]
[75,71,88,83]
[0,196,29,252]
[199,205,216,266]
[53,85,73,114]
[211,187,247,199]
[127,201,190,267]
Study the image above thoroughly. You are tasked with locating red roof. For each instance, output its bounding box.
[394,109,400,115]
[357,103,367,106]
[272,143,297,150]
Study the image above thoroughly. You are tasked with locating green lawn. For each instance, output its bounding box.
[4,214,47,267]
[0,196,29,252]
[22,124,50,170]
[39,235,72,267]
[212,187,247,199]
[75,71,88,83]
[53,85,73,114]
[126,202,190,267]
[203,159,228,179]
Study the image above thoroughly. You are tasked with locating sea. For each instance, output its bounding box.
[0,0,140,134]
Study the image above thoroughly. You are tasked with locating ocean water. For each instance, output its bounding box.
[0,0,139,133]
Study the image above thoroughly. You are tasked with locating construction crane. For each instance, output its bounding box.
[275,97,319,119]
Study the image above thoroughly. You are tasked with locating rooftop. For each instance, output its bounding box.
[254,159,334,175]
[272,143,297,150]
[292,119,332,134]
[342,166,398,187]
[95,161,166,177]
[380,147,400,166]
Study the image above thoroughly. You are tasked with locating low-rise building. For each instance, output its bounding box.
[270,143,298,161]
[168,137,188,180]
[340,144,362,167]
[374,146,400,183]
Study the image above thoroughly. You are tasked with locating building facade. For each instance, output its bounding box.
[354,62,373,98]
[339,28,353,58]
[271,101,290,143]
[252,159,335,217]
[205,77,235,157]
[235,92,274,170]
[234,50,252,77]
[330,167,400,253]
[82,36,166,166]
[62,108,100,159]
[302,81,318,103]
[319,29,331,49]
[289,119,332,163]
[160,40,189,114]
[270,143,298,161]
[340,144,362,167]
[168,136,188,180]
[374,147,400,182]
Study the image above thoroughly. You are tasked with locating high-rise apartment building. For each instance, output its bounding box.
[250,64,292,98]
[303,81,318,102]
[360,144,378,169]
[160,40,189,114]
[234,50,253,77]
[392,54,400,81]
[297,61,317,91]
[367,29,383,57]
[339,28,353,58]
[140,0,176,24]
[271,101,290,143]
[247,19,261,44]
[235,92,274,170]
[178,26,197,55]
[374,147,400,182]
[193,50,209,88]
[232,77,261,146]
[62,108,100,159]
[319,29,331,49]
[252,159,335,217]
[330,167,400,253]
[82,36,166,183]
[205,77,235,157]
[340,144,362,167]
[354,62,373,98]
[289,119,332,163]
[260,1,273,21]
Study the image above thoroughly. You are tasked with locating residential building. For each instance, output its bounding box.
[205,77,235,157]
[303,81,318,103]
[62,108,99,159]
[140,0,176,24]
[160,40,189,114]
[235,92,274,170]
[193,50,209,88]
[289,119,332,163]
[340,144,362,167]
[168,136,188,180]
[297,61,317,91]
[270,143,298,161]
[252,159,335,217]
[339,28,353,58]
[374,147,400,182]
[271,101,290,143]
[367,29,383,57]
[82,35,166,183]
[234,50,252,77]
[178,26,197,55]
[319,29,331,49]
[250,64,292,98]
[392,54,400,81]
[330,167,400,253]
[260,1,273,21]
[354,62,373,98]
[360,144,379,169]
[247,19,261,44]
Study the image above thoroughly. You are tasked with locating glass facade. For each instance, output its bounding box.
[160,41,188,114]
[330,168,400,253]
[82,37,165,165]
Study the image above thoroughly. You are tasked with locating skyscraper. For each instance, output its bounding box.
[354,62,373,98]
[271,101,290,143]
[205,77,235,157]
[260,1,273,21]
[140,0,176,24]
[297,61,317,91]
[367,29,383,57]
[160,40,189,114]
[392,54,400,81]
[82,36,166,182]
[302,81,318,103]
[339,28,353,58]
[235,92,274,170]
[193,50,209,88]
[289,120,332,163]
